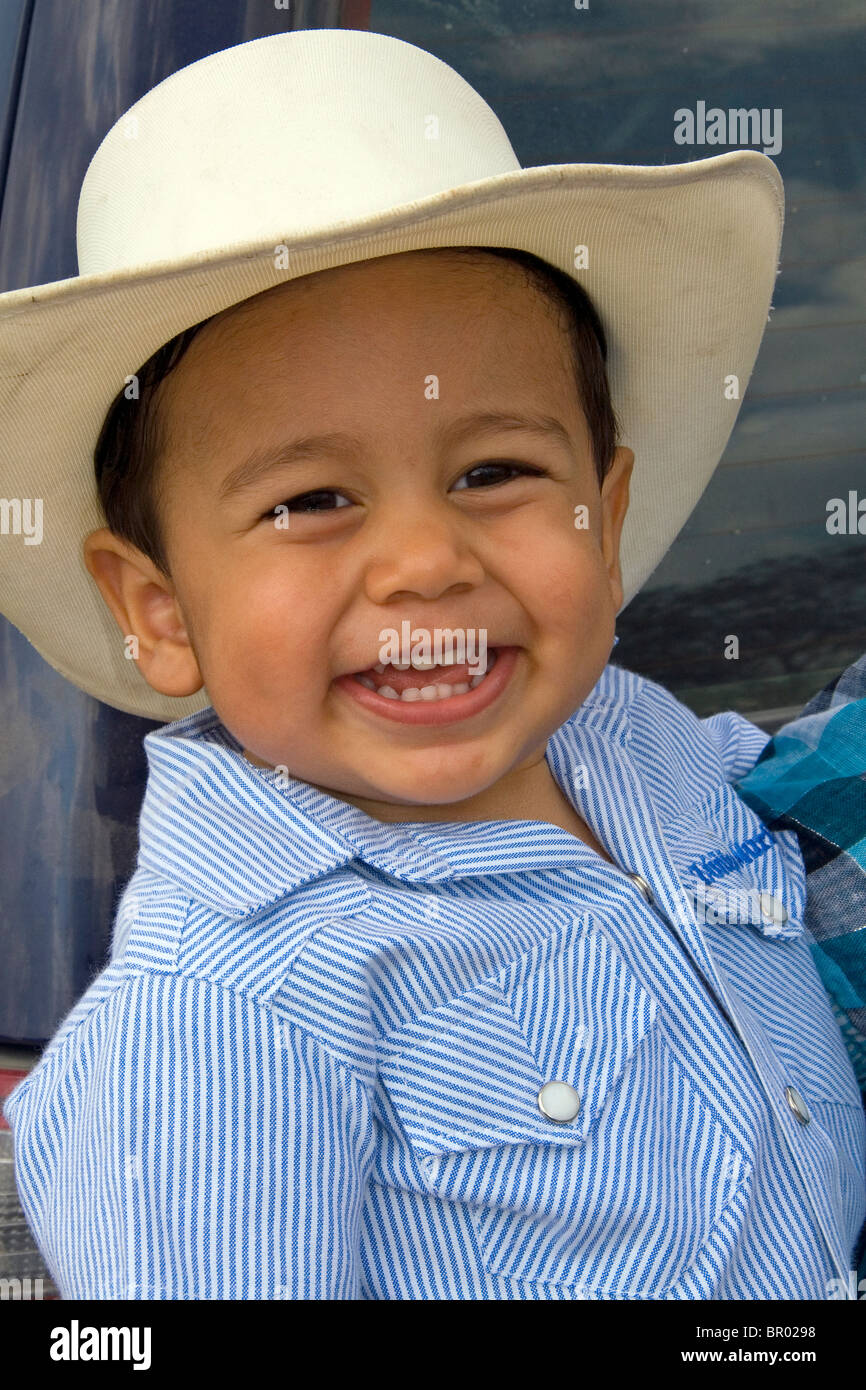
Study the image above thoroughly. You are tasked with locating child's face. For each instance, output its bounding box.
[87,250,633,814]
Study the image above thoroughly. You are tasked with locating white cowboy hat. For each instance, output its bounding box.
[0,28,783,723]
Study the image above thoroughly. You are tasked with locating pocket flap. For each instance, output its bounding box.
[378,919,658,1173]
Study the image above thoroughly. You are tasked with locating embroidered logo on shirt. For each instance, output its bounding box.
[686,825,774,884]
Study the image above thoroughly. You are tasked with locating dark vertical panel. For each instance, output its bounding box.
[0,1,32,217]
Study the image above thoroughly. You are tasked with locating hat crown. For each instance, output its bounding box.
[76,29,522,277]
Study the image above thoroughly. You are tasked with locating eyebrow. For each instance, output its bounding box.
[217,411,577,503]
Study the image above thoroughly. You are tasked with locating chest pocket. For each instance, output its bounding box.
[377,916,751,1295]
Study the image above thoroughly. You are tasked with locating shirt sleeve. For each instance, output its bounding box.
[700,708,771,783]
[2,970,375,1300]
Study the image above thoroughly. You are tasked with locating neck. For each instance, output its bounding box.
[243,743,614,862]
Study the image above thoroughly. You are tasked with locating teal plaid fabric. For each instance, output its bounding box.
[736,655,866,1105]
[736,656,866,1283]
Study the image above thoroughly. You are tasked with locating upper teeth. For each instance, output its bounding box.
[373,658,469,673]
[356,649,498,700]
[357,679,478,701]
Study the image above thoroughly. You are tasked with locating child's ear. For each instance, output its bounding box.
[82,528,204,697]
[599,446,634,612]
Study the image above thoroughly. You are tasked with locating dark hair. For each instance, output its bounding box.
[93,246,621,578]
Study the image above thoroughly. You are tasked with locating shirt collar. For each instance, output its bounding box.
[141,668,799,944]
[140,667,634,916]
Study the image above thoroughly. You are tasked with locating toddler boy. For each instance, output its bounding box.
[2,30,864,1299]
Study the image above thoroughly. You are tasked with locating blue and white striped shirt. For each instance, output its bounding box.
[4,663,865,1299]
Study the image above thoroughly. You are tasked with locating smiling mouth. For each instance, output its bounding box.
[349,649,500,703]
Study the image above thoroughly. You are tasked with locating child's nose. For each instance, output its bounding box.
[361,508,486,606]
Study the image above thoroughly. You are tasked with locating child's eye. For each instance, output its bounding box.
[259,463,547,521]
[452,461,548,490]
[260,489,353,520]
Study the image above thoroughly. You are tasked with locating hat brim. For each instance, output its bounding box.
[0,149,783,721]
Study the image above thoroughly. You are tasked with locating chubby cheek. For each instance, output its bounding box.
[190,563,329,711]
[529,528,614,640]
[532,538,615,712]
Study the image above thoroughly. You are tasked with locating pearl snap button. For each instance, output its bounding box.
[758,892,788,925]
[627,871,654,905]
[784,1085,811,1125]
[537,1080,581,1124]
